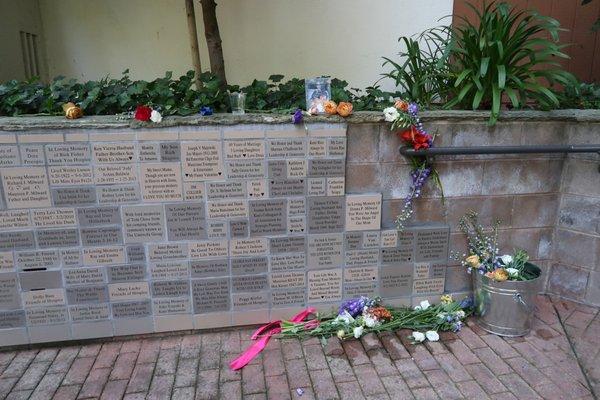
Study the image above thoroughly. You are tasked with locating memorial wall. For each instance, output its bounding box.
[0,124,449,346]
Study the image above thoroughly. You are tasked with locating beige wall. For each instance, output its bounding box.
[0,0,46,82]
[37,0,452,90]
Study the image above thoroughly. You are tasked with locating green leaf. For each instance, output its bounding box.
[479,57,490,77]
[497,65,506,89]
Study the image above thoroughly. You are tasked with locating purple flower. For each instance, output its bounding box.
[452,321,463,332]
[292,108,303,124]
[200,106,213,116]
[459,296,474,309]
[408,103,419,116]
[339,296,375,317]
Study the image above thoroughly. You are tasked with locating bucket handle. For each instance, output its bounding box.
[513,293,533,312]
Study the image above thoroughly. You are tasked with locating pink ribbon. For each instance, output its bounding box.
[229,308,316,370]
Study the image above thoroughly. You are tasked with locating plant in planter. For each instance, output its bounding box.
[457,211,542,336]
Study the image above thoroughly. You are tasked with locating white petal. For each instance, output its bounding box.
[425,331,440,341]
[420,300,431,310]
[412,331,425,342]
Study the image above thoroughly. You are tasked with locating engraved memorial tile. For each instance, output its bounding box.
[0,146,19,166]
[108,264,146,283]
[207,200,248,219]
[151,280,190,298]
[432,263,445,279]
[192,278,230,313]
[268,139,305,158]
[345,194,382,231]
[344,265,378,283]
[308,159,345,177]
[363,231,381,248]
[0,252,15,272]
[308,269,342,302]
[69,304,110,322]
[270,254,305,272]
[94,164,137,185]
[148,243,187,262]
[415,228,449,262]
[344,282,378,298]
[207,221,227,239]
[32,208,77,228]
[269,179,305,198]
[66,286,109,304]
[64,267,105,285]
[189,240,229,259]
[232,292,269,310]
[112,300,152,319]
[230,220,248,238]
[270,237,306,254]
[122,205,165,243]
[224,139,265,159]
[271,288,305,307]
[412,278,445,295]
[83,246,125,266]
[0,210,30,229]
[140,163,183,202]
[108,282,150,301]
[61,248,82,268]
[207,181,245,200]
[345,232,363,250]
[36,228,79,248]
[26,306,68,325]
[92,143,136,163]
[380,247,413,264]
[328,138,347,157]
[380,265,413,297]
[249,199,287,236]
[307,196,345,233]
[181,141,223,180]
[97,184,140,204]
[78,206,121,226]
[139,143,160,162]
[150,261,188,280]
[1,167,51,209]
[308,139,326,158]
[0,310,26,328]
[19,270,63,290]
[247,180,267,199]
[46,144,90,165]
[308,178,326,196]
[287,159,307,178]
[307,234,343,269]
[270,271,305,289]
[227,160,264,180]
[51,186,96,207]
[267,160,286,179]
[231,257,268,275]
[153,298,191,315]
[232,274,269,293]
[345,249,380,267]
[16,250,60,270]
[49,166,94,186]
[20,145,45,165]
[190,259,229,278]
[327,177,345,196]
[381,230,398,248]
[288,216,305,233]
[289,198,306,215]
[414,263,431,280]
[0,274,20,309]
[165,203,206,241]
[0,231,35,250]
[126,245,146,263]
[81,226,123,246]
[160,142,181,161]
[183,181,205,201]
[22,288,65,307]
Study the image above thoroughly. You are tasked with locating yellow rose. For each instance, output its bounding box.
[336,102,353,117]
[492,269,509,282]
[62,102,83,119]
[465,255,480,268]
[324,101,338,115]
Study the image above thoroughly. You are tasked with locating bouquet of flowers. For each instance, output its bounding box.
[457,211,537,281]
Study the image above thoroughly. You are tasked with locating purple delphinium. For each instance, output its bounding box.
[395,165,432,230]
[292,108,303,124]
[199,106,213,116]
[338,296,376,317]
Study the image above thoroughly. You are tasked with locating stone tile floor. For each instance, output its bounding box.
[0,295,597,400]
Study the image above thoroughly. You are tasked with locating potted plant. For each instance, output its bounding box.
[457,211,542,336]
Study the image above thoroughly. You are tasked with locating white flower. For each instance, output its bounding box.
[353,326,364,338]
[506,267,519,277]
[364,316,378,328]
[150,109,162,123]
[455,310,466,319]
[337,329,345,339]
[334,311,354,325]
[419,300,431,310]
[383,107,399,122]
[500,255,513,265]
[412,331,425,342]
[425,331,440,342]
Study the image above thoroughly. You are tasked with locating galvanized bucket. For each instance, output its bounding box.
[473,263,542,337]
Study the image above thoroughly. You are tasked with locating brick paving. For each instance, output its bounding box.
[0,295,596,400]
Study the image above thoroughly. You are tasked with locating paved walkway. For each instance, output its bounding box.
[0,295,597,400]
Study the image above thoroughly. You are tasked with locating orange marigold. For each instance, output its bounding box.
[369,306,392,322]
[394,100,409,111]
[324,100,338,115]
[336,102,353,117]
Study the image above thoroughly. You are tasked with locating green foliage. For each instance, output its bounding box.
[559,81,600,109]
[381,26,453,108]
[447,1,576,124]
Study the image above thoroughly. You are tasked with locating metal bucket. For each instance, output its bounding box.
[473,263,542,337]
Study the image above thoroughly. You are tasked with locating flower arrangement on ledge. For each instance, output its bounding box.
[383,100,443,230]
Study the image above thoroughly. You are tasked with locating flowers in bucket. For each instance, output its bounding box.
[383,100,443,230]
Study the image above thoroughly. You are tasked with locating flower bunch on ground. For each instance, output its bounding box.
[383,100,443,231]
[278,295,472,341]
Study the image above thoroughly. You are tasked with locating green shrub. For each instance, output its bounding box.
[559,81,600,109]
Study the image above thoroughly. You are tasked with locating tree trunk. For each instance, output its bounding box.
[200,0,227,86]
[184,0,203,89]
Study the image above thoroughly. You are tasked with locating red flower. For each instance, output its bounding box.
[134,105,152,121]
[399,126,431,150]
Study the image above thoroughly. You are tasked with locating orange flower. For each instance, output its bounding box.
[336,102,353,117]
[369,306,392,322]
[493,269,509,282]
[394,100,409,111]
[324,101,338,115]
[62,102,83,119]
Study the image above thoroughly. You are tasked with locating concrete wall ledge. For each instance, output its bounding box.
[1,109,600,131]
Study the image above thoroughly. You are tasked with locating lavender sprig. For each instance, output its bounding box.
[395,165,432,231]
